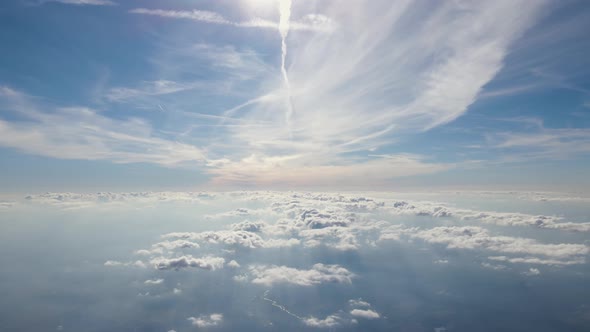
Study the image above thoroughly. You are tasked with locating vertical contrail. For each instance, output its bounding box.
[278,0,294,129]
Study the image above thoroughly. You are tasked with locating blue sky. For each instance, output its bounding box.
[1,0,590,192]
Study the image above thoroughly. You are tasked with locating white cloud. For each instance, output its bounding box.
[302,315,344,328]
[187,313,223,328]
[348,299,371,308]
[144,278,164,285]
[104,260,146,268]
[488,256,585,266]
[163,230,266,249]
[198,0,550,186]
[152,240,200,252]
[350,309,380,319]
[233,274,248,282]
[150,256,225,271]
[249,263,354,286]
[85,191,588,276]
[129,8,334,32]
[106,80,195,102]
[227,260,240,268]
[523,268,541,276]
[1,1,557,188]
[229,220,266,232]
[385,199,590,232]
[0,89,205,167]
[130,8,228,24]
[412,226,589,259]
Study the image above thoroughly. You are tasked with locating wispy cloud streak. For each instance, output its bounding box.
[129,8,333,32]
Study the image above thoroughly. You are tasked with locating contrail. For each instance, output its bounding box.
[278,0,294,129]
[261,290,303,320]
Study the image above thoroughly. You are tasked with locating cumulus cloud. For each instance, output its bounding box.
[163,230,266,249]
[94,191,588,279]
[249,263,354,287]
[187,313,223,328]
[151,240,200,252]
[385,200,590,232]
[227,260,240,268]
[412,226,589,259]
[523,268,541,276]
[302,314,345,328]
[162,227,299,249]
[350,309,380,319]
[150,256,225,271]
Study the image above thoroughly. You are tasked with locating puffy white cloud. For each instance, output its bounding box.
[302,315,344,328]
[162,225,300,250]
[263,238,301,248]
[206,208,253,219]
[150,256,225,271]
[227,260,240,268]
[249,263,353,287]
[523,268,541,276]
[163,230,266,249]
[385,200,590,232]
[412,226,589,259]
[152,240,200,251]
[94,191,588,277]
[350,309,380,319]
[187,313,223,328]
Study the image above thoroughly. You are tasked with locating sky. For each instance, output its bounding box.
[1,0,590,192]
[1,3,590,330]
